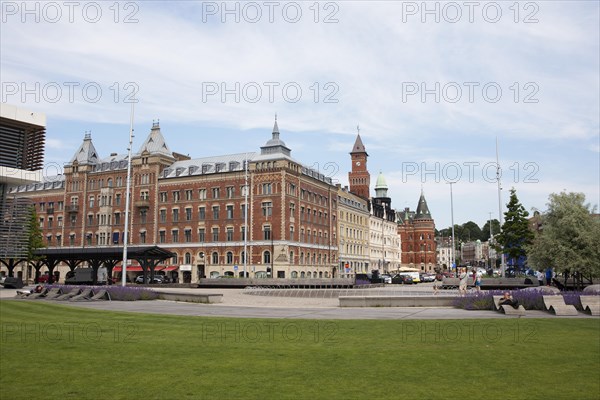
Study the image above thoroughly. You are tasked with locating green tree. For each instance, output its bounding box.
[496,188,534,266]
[27,206,45,262]
[482,219,501,242]
[527,192,600,278]
[461,221,483,241]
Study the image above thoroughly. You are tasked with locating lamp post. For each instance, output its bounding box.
[447,182,456,273]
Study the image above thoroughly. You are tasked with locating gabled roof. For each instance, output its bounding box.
[137,122,173,157]
[415,191,432,220]
[350,133,368,155]
[70,133,99,165]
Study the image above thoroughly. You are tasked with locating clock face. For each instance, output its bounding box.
[355,161,361,166]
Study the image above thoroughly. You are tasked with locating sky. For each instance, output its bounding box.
[1,0,598,230]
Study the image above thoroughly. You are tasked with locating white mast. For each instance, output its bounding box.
[244,153,248,278]
[496,137,505,277]
[121,103,135,286]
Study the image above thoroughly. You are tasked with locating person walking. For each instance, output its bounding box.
[473,268,482,292]
[545,267,553,286]
[458,268,468,295]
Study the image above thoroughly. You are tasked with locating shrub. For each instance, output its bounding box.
[46,284,158,301]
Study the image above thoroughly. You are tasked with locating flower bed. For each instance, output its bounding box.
[46,284,158,301]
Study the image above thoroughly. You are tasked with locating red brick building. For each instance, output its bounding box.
[8,119,339,282]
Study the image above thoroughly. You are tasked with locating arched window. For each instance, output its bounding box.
[240,251,246,264]
[307,272,312,278]
[184,252,191,264]
[263,251,271,264]
[291,271,298,278]
[300,271,305,278]
[226,251,233,264]
[211,252,219,264]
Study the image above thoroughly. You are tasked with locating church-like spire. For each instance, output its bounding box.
[70,132,99,165]
[137,121,173,157]
[260,115,291,157]
[350,126,367,155]
[415,190,432,220]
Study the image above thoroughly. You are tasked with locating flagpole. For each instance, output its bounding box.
[121,103,135,286]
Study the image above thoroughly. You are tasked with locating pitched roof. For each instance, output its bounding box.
[415,191,432,220]
[350,133,367,154]
[70,133,99,165]
[137,122,173,157]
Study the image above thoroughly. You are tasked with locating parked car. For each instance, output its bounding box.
[420,273,435,282]
[381,274,392,284]
[392,274,414,284]
[36,273,50,283]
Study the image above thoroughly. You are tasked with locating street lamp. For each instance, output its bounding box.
[447,182,456,272]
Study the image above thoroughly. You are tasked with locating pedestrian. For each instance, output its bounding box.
[433,268,443,294]
[545,267,553,286]
[458,268,468,295]
[536,270,544,286]
[473,268,482,292]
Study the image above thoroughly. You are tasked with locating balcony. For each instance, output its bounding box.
[46,208,54,214]
[135,199,150,209]
[66,205,79,213]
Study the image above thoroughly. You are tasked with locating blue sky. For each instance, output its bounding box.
[1,1,598,229]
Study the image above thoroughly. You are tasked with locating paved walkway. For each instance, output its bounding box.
[1,286,597,320]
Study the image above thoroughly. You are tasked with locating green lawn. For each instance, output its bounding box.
[1,301,599,400]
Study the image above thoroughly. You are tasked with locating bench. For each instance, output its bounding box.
[542,295,578,316]
[90,289,111,301]
[579,295,600,316]
[69,288,94,301]
[492,295,526,316]
[53,288,82,301]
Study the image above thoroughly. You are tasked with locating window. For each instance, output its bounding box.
[108,178,114,187]
[264,225,271,240]
[212,227,219,241]
[57,201,64,211]
[56,235,62,246]
[226,227,234,241]
[241,204,246,219]
[289,202,295,214]
[185,208,192,221]
[87,214,94,225]
[159,192,167,202]
[116,177,123,187]
[173,209,179,222]
[226,186,234,198]
[263,251,271,264]
[57,216,63,227]
[289,226,294,241]
[185,190,193,201]
[140,231,146,244]
[89,196,95,208]
[185,229,192,242]
[211,252,219,264]
[173,191,180,202]
[140,190,149,200]
[139,210,146,224]
[69,234,75,246]
[172,230,179,243]
[199,189,207,200]
[185,252,192,264]
[241,185,248,196]
[199,206,206,220]
[212,206,219,220]
[159,231,166,243]
[212,187,220,199]
[160,209,167,223]
[86,233,92,246]
[262,201,272,217]
[115,194,121,206]
[198,228,205,242]
[241,226,246,241]
[226,251,233,264]
[262,183,272,194]
[226,205,234,219]
[70,215,76,227]
[39,202,45,212]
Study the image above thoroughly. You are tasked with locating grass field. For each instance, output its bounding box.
[1,300,599,400]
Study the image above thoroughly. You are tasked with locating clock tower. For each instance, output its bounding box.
[349,126,370,199]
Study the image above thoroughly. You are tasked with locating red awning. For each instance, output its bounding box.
[161,266,179,271]
[113,266,143,272]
